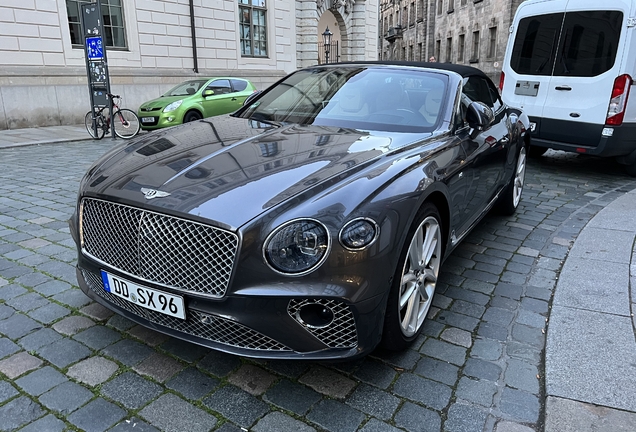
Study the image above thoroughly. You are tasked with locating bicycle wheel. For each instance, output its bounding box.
[84,111,106,140]
[113,109,140,139]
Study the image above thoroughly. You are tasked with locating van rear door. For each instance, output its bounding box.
[541,2,626,147]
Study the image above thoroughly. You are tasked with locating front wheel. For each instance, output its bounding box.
[381,203,443,351]
[84,111,106,140]
[184,110,203,123]
[113,109,140,139]
[497,144,527,215]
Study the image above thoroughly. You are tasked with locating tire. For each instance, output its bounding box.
[184,110,203,123]
[112,109,140,139]
[625,161,636,177]
[84,111,105,140]
[497,144,527,215]
[381,203,443,351]
[528,145,548,158]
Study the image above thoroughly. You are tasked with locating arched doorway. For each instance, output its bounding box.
[318,10,341,64]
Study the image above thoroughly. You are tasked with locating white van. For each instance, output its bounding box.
[501,0,636,175]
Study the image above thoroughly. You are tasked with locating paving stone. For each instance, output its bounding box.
[128,325,170,347]
[436,310,479,331]
[0,312,41,339]
[203,385,269,428]
[299,366,357,399]
[52,315,95,335]
[109,417,160,432]
[414,356,459,386]
[441,327,473,348]
[456,376,497,407]
[227,363,277,396]
[444,286,490,305]
[0,284,28,301]
[393,373,452,410]
[495,421,535,432]
[133,351,184,382]
[464,358,502,382]
[307,399,365,432]
[432,293,452,309]
[13,271,50,287]
[72,325,121,350]
[263,378,322,415]
[214,424,243,432]
[67,356,119,386]
[80,302,114,321]
[490,295,519,311]
[500,387,540,423]
[477,321,509,341]
[512,323,545,349]
[0,351,43,379]
[471,338,504,361]
[450,299,486,318]
[421,318,445,337]
[483,307,515,326]
[516,309,546,329]
[445,402,489,432]
[197,349,241,377]
[106,314,136,331]
[36,337,91,368]
[68,398,126,432]
[39,380,93,414]
[494,283,523,300]
[0,380,19,403]
[352,359,397,389]
[160,337,210,363]
[0,396,45,430]
[521,296,550,314]
[505,359,540,394]
[544,396,636,432]
[166,367,219,400]
[29,302,71,324]
[101,371,163,409]
[15,366,68,396]
[420,338,467,366]
[0,303,15,321]
[264,360,310,379]
[5,291,49,312]
[345,384,400,420]
[32,280,71,297]
[17,413,66,432]
[52,288,92,308]
[357,418,402,432]
[394,401,441,432]
[0,337,20,360]
[101,338,154,366]
[253,411,316,432]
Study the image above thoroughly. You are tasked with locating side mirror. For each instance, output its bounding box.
[466,101,494,139]
[203,89,215,97]
[243,90,262,106]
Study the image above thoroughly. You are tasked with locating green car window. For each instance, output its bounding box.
[207,79,232,95]
[231,79,249,92]
[164,80,208,97]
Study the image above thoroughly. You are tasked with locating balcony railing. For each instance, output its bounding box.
[385,26,403,42]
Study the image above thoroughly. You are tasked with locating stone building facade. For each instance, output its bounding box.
[0,0,378,130]
[379,0,524,82]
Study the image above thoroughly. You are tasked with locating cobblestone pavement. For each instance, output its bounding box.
[1,140,635,432]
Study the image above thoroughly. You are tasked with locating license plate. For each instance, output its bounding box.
[529,122,537,132]
[100,271,185,319]
[141,117,154,123]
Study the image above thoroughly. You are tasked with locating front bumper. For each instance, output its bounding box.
[137,111,183,130]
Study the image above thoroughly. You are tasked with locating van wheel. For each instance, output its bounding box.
[497,145,527,215]
[381,203,443,351]
[528,145,548,158]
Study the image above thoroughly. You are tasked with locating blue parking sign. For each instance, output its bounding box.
[86,37,104,60]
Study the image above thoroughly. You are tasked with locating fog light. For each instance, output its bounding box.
[296,303,334,329]
[167,116,174,122]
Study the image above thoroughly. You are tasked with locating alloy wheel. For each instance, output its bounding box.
[513,146,527,208]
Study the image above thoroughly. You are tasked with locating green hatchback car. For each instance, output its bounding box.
[137,77,257,130]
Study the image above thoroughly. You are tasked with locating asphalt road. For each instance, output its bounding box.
[0,139,634,432]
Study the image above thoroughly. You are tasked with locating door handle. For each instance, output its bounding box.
[231,97,237,101]
[555,85,571,91]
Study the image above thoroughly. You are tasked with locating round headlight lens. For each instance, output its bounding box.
[340,218,378,250]
[264,219,329,275]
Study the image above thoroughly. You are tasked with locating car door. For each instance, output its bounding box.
[230,79,253,106]
[201,79,238,117]
[459,76,511,225]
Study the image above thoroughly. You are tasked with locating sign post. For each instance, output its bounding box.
[81,1,115,139]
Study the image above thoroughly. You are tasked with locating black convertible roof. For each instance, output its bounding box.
[326,61,488,79]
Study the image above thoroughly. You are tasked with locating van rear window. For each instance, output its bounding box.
[553,11,622,77]
[510,13,564,76]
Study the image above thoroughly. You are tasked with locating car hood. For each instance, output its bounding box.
[139,95,188,110]
[82,116,430,229]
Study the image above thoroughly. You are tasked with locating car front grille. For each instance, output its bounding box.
[80,198,238,298]
[82,270,290,351]
[288,299,358,349]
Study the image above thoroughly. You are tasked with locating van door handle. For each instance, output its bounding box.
[555,85,572,91]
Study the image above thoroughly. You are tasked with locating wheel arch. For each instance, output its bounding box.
[421,190,450,257]
[183,108,203,122]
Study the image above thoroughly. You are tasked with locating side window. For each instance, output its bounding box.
[486,80,503,112]
[231,79,249,92]
[510,13,564,76]
[207,79,232,95]
[462,76,494,108]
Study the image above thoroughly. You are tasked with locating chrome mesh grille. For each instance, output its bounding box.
[80,198,238,298]
[82,270,290,351]
[288,299,358,348]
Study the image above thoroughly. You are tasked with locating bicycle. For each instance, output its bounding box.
[84,93,140,140]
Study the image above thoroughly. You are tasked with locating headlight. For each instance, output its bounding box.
[339,218,379,250]
[163,100,183,112]
[263,219,330,275]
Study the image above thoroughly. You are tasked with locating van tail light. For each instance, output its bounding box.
[606,74,632,126]
[499,71,505,92]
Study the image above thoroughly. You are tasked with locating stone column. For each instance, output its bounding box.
[296,0,320,69]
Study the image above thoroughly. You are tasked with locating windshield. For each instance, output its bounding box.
[238,67,448,132]
[163,80,209,97]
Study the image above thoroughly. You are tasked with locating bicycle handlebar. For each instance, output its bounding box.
[106,93,121,99]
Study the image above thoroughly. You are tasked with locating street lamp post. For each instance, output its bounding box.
[322,27,333,64]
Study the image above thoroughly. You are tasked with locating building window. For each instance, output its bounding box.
[461,0,467,5]
[437,0,443,15]
[66,0,127,48]
[417,0,424,21]
[446,37,452,62]
[471,30,480,62]
[409,45,414,61]
[488,26,497,58]
[458,34,465,62]
[403,6,408,27]
[402,47,407,60]
[410,2,415,26]
[239,0,267,57]
[448,0,455,12]
[435,39,441,61]
[418,42,423,60]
